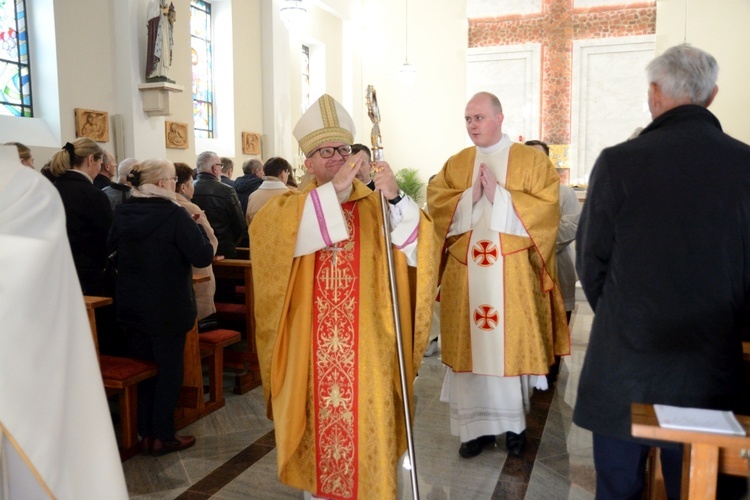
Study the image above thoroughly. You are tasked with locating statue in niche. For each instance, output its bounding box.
[145,1,176,83]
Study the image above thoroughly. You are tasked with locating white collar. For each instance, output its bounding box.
[477,134,512,155]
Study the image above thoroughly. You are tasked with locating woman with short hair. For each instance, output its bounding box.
[109,158,214,456]
[245,156,293,227]
[174,161,218,320]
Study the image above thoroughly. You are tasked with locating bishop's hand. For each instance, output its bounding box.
[372,161,398,200]
[332,151,368,194]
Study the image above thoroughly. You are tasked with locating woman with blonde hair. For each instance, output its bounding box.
[50,138,113,295]
[4,141,34,168]
[174,162,217,320]
[109,158,214,456]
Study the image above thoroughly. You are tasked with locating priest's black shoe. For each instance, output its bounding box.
[458,435,495,458]
[505,430,526,457]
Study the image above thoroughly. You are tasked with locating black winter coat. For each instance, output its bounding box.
[192,172,246,258]
[233,173,264,214]
[54,171,113,294]
[109,197,214,337]
[574,105,750,440]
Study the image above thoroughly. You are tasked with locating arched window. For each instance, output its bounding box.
[0,0,32,117]
[191,0,214,138]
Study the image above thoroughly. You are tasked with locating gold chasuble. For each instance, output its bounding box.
[251,180,438,499]
[427,144,570,375]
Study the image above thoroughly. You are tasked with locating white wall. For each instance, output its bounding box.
[355,0,468,179]
[656,0,750,144]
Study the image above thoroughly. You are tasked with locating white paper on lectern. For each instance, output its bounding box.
[654,404,746,436]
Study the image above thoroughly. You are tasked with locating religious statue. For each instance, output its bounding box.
[145,1,176,83]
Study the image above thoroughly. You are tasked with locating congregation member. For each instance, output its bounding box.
[49,138,113,295]
[574,44,750,499]
[109,159,214,456]
[220,156,235,187]
[102,157,138,210]
[192,150,246,258]
[175,161,218,320]
[351,143,375,190]
[93,150,117,189]
[245,156,292,228]
[0,150,128,499]
[250,94,438,499]
[233,158,264,214]
[427,92,568,459]
[525,139,580,384]
[4,141,34,168]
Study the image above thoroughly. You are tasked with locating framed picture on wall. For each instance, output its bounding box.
[75,108,109,142]
[165,121,189,149]
[242,132,261,155]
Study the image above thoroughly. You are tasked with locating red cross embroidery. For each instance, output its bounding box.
[472,240,498,267]
[473,304,499,331]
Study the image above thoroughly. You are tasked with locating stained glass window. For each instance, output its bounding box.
[0,0,32,117]
[191,0,213,138]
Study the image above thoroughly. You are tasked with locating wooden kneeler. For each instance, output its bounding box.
[199,329,241,415]
[100,355,158,458]
[84,296,158,460]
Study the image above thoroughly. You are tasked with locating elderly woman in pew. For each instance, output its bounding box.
[108,159,214,456]
[174,161,218,320]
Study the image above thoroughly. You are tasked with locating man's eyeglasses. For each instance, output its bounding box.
[309,145,352,159]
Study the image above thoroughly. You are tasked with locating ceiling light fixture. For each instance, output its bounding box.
[399,0,415,74]
[279,0,308,29]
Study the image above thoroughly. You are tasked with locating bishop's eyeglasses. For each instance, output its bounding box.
[309,145,352,159]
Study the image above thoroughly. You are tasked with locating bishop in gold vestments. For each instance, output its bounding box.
[251,94,438,499]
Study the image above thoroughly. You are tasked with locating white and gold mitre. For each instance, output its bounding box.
[293,94,355,156]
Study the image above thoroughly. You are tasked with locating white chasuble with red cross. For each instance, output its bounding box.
[468,138,529,376]
[312,201,359,500]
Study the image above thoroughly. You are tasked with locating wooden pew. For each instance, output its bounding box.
[631,403,750,499]
[174,274,222,428]
[199,329,241,414]
[212,258,261,394]
[84,296,157,460]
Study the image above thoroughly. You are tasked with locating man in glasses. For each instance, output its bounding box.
[250,94,438,499]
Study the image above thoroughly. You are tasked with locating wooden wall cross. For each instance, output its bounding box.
[469,0,656,144]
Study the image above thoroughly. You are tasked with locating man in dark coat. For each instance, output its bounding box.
[192,150,246,258]
[574,44,750,499]
[233,158,264,214]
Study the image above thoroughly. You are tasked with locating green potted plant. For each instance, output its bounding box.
[394,168,426,205]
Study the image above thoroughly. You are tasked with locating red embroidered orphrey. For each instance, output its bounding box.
[473,304,499,331]
[472,240,499,267]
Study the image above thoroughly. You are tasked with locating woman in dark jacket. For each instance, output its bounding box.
[50,138,112,294]
[109,158,214,456]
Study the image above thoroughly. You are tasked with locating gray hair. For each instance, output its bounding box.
[242,158,263,175]
[117,158,139,181]
[646,44,718,106]
[196,151,218,172]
